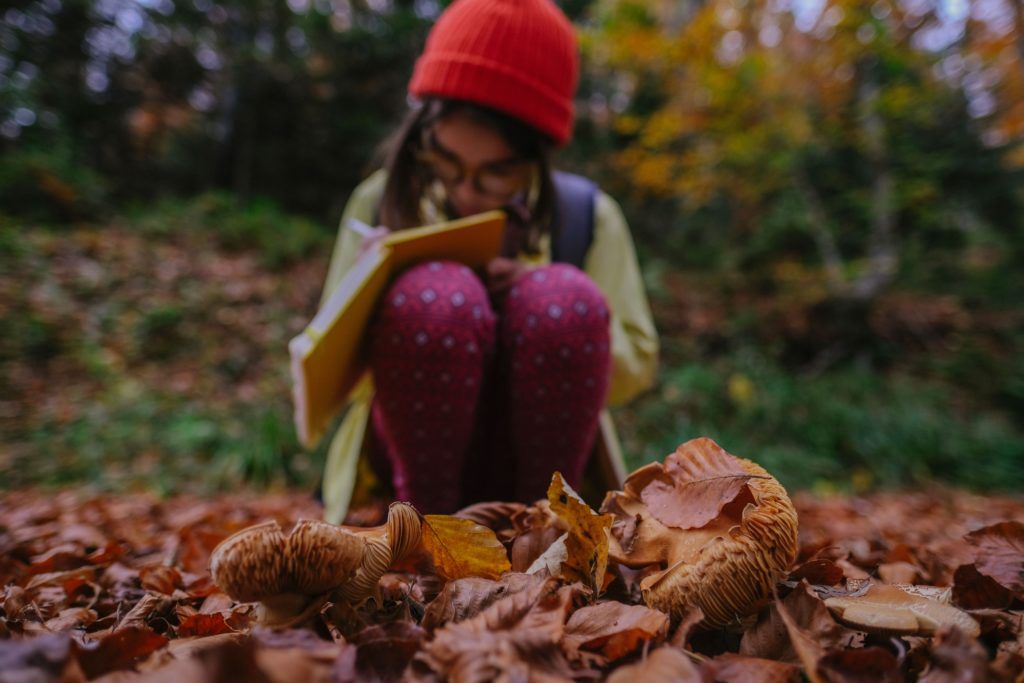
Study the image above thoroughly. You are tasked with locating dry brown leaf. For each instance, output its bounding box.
[741,582,859,679]
[44,607,97,632]
[816,647,901,683]
[824,582,980,638]
[965,521,1024,598]
[788,559,845,586]
[920,626,990,683]
[878,561,920,585]
[420,572,547,630]
[339,622,426,683]
[639,438,767,530]
[562,601,669,662]
[72,626,170,679]
[139,565,183,595]
[952,564,1015,610]
[421,514,511,582]
[407,577,577,682]
[773,586,826,683]
[711,653,801,682]
[604,647,704,683]
[547,472,613,594]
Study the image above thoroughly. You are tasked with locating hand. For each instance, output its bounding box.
[485,257,531,297]
[356,225,391,256]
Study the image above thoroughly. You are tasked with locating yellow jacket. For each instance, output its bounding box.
[318,170,659,523]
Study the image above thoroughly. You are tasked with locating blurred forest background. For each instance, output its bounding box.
[2,0,1022,495]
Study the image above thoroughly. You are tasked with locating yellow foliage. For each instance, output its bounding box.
[421,514,511,582]
[547,472,614,595]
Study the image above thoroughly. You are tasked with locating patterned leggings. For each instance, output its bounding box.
[368,261,611,513]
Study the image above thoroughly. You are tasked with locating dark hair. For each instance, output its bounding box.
[378,98,556,257]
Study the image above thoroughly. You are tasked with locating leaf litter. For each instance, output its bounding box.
[1,466,1023,681]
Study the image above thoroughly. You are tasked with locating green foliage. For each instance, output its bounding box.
[0,143,108,223]
[10,387,326,494]
[132,192,331,269]
[617,350,1024,493]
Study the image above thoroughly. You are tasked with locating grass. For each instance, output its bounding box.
[616,349,1024,494]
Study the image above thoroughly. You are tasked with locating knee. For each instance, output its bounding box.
[372,261,495,353]
[503,264,610,337]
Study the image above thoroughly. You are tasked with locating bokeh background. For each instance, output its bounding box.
[2,0,1022,496]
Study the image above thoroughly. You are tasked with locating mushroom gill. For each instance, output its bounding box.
[601,438,799,630]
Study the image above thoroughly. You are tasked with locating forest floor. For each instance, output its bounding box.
[0,485,1022,681]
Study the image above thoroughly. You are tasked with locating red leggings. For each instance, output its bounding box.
[368,261,611,513]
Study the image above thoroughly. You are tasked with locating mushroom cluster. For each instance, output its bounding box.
[601,438,799,630]
[210,502,420,625]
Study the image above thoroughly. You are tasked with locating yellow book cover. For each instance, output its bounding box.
[290,210,507,448]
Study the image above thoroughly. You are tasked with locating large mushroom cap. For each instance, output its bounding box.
[601,438,799,629]
[209,502,422,616]
[210,519,365,603]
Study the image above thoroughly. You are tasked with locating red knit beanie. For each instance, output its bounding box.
[408,0,579,146]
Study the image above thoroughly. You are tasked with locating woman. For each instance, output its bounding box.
[318,0,658,521]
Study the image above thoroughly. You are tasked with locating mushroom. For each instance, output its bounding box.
[210,501,421,624]
[824,583,980,637]
[601,438,799,630]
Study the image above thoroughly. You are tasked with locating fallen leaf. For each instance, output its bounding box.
[547,472,613,594]
[816,647,901,683]
[711,652,800,682]
[420,515,511,582]
[605,646,703,683]
[177,613,236,637]
[44,607,97,632]
[407,577,577,682]
[72,626,169,679]
[342,622,426,683]
[952,564,1014,610]
[639,437,767,529]
[920,626,990,682]
[420,573,547,630]
[788,559,845,586]
[562,601,669,662]
[454,501,525,534]
[140,565,183,595]
[878,561,920,585]
[965,521,1024,598]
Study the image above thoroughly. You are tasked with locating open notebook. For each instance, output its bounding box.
[290,210,507,449]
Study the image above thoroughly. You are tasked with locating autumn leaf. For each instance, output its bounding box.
[952,564,1015,610]
[605,647,703,683]
[562,602,669,662]
[72,626,169,679]
[547,472,614,595]
[711,653,801,683]
[421,573,547,630]
[421,514,511,582]
[816,647,901,683]
[965,521,1024,598]
[639,437,768,530]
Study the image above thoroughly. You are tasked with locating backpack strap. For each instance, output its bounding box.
[551,170,597,269]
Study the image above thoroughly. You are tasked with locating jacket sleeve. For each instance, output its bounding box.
[320,170,388,308]
[584,191,660,406]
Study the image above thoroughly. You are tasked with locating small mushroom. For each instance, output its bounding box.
[602,438,799,630]
[210,502,421,625]
[824,583,980,638]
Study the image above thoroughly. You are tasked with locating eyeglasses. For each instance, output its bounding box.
[416,131,533,199]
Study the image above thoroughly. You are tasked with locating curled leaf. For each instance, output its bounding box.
[547,472,613,594]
